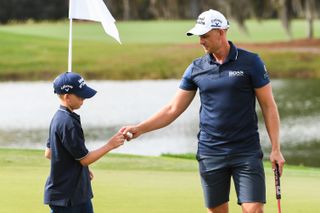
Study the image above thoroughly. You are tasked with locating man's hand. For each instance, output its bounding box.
[120,125,140,141]
[270,150,285,176]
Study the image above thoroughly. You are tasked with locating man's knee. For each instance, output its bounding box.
[207,202,228,213]
[241,202,264,213]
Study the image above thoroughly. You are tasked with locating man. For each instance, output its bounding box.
[123,9,285,213]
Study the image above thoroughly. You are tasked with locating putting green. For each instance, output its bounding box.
[1,149,320,212]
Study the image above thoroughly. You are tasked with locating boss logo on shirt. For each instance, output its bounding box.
[229,71,244,77]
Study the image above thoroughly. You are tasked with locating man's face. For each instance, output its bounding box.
[199,29,223,53]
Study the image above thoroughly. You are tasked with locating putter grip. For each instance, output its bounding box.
[274,163,281,199]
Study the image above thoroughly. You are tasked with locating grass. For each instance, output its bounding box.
[0,20,320,80]
[1,148,320,212]
[1,19,320,43]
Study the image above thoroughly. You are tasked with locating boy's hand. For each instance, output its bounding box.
[89,169,94,181]
[44,148,51,159]
[107,131,125,149]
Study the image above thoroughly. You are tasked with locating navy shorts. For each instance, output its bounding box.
[197,151,266,208]
[49,200,93,213]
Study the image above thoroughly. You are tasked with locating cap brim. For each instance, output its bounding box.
[186,25,211,36]
[74,85,97,99]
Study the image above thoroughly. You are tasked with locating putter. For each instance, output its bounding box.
[274,163,281,213]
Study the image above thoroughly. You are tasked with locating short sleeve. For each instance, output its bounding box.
[61,126,89,160]
[250,54,270,88]
[179,63,197,91]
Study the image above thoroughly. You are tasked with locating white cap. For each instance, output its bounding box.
[186,9,229,36]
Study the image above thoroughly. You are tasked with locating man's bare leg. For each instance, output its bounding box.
[241,202,264,213]
[207,202,228,213]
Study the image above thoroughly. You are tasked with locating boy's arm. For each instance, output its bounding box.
[79,131,125,166]
[44,148,51,159]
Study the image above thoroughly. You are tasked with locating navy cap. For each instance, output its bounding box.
[53,72,97,99]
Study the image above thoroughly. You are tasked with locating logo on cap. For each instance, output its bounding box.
[196,17,206,25]
[78,77,86,89]
[211,19,222,28]
[61,85,73,92]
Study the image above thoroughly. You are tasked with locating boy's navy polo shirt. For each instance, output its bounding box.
[44,105,93,206]
[180,41,270,156]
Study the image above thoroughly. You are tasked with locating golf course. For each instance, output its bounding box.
[0,149,319,212]
[0,20,320,80]
[1,19,320,212]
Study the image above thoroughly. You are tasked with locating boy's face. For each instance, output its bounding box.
[63,94,84,111]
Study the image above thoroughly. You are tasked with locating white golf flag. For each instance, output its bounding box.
[69,0,121,43]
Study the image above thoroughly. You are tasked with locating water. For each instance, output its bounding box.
[1,79,320,166]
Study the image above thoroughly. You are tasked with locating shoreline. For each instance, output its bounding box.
[1,147,320,170]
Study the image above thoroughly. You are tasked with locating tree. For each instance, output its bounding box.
[122,0,130,20]
[189,0,200,18]
[304,0,317,39]
[273,0,319,39]
[272,0,293,39]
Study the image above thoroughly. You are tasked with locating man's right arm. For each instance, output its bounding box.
[123,89,196,138]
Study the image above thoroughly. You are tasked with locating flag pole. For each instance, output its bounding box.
[67,0,73,72]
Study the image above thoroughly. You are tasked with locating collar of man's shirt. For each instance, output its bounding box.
[207,41,238,65]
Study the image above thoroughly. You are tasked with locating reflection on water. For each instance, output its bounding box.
[0,79,320,166]
[0,80,200,156]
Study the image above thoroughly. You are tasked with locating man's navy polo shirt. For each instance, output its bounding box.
[180,41,270,156]
[44,105,93,206]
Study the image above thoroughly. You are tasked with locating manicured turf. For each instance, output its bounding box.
[1,149,320,212]
[1,20,319,43]
[0,20,319,80]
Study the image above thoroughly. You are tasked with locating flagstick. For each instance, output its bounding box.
[67,17,73,72]
[67,0,73,72]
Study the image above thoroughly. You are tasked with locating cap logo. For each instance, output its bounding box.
[78,77,86,89]
[211,19,222,28]
[196,17,206,25]
[61,84,73,92]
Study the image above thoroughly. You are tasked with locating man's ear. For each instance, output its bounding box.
[219,29,225,36]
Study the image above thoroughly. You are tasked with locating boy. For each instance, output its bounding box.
[44,72,125,213]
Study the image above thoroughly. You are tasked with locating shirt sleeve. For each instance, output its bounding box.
[61,125,89,160]
[179,63,198,91]
[250,54,270,88]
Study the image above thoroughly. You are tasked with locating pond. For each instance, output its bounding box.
[0,79,320,167]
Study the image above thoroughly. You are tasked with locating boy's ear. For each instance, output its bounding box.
[64,94,70,100]
[58,94,68,100]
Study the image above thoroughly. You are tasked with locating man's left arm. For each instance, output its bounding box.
[255,83,285,175]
